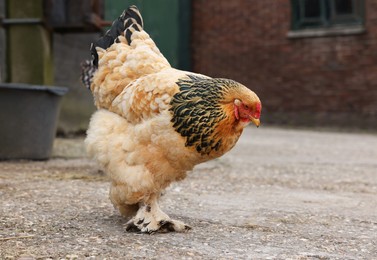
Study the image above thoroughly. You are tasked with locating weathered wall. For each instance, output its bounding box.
[6,0,53,85]
[53,33,97,133]
[0,0,97,133]
[191,0,377,129]
[0,0,5,82]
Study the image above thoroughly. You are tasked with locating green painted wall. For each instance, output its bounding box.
[105,0,191,70]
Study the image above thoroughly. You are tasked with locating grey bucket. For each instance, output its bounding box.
[0,83,68,160]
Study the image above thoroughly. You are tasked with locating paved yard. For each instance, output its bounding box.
[0,127,376,259]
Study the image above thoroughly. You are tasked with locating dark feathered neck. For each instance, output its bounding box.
[169,74,242,156]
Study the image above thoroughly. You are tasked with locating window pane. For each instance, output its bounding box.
[334,0,353,15]
[330,0,363,25]
[303,0,321,18]
[291,0,364,30]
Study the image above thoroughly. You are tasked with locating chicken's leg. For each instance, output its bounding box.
[125,194,191,233]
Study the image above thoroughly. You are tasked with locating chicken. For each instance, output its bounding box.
[82,5,262,233]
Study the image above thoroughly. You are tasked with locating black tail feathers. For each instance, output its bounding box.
[91,5,144,68]
[124,5,144,28]
[81,5,144,89]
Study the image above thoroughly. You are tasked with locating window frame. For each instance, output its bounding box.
[329,0,364,25]
[291,0,365,31]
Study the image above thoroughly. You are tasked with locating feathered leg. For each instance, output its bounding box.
[125,193,191,233]
[109,183,140,219]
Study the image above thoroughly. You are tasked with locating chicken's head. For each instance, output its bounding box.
[233,94,262,127]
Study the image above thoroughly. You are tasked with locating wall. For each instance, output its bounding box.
[53,33,98,133]
[0,0,5,82]
[191,0,377,129]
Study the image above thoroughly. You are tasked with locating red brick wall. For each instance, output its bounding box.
[191,0,377,129]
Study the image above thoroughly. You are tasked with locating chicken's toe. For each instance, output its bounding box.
[159,219,191,233]
[125,220,140,232]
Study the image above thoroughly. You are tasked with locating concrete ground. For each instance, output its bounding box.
[0,127,376,259]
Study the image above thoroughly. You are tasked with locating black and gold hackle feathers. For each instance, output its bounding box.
[170,75,241,155]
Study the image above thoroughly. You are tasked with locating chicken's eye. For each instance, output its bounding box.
[244,104,249,109]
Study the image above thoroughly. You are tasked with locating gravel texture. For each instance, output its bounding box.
[0,127,376,259]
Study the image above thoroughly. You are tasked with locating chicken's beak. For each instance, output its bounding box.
[250,117,260,128]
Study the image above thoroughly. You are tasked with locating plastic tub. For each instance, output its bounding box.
[0,83,68,160]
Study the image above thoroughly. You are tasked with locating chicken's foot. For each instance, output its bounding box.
[125,195,191,233]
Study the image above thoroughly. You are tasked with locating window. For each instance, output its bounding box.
[291,0,364,30]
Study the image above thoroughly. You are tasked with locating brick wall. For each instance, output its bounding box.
[191,0,377,129]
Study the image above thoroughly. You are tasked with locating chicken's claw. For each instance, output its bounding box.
[125,221,140,232]
[159,220,179,233]
[125,214,191,234]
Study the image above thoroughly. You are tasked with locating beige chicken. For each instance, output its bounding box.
[82,5,262,233]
